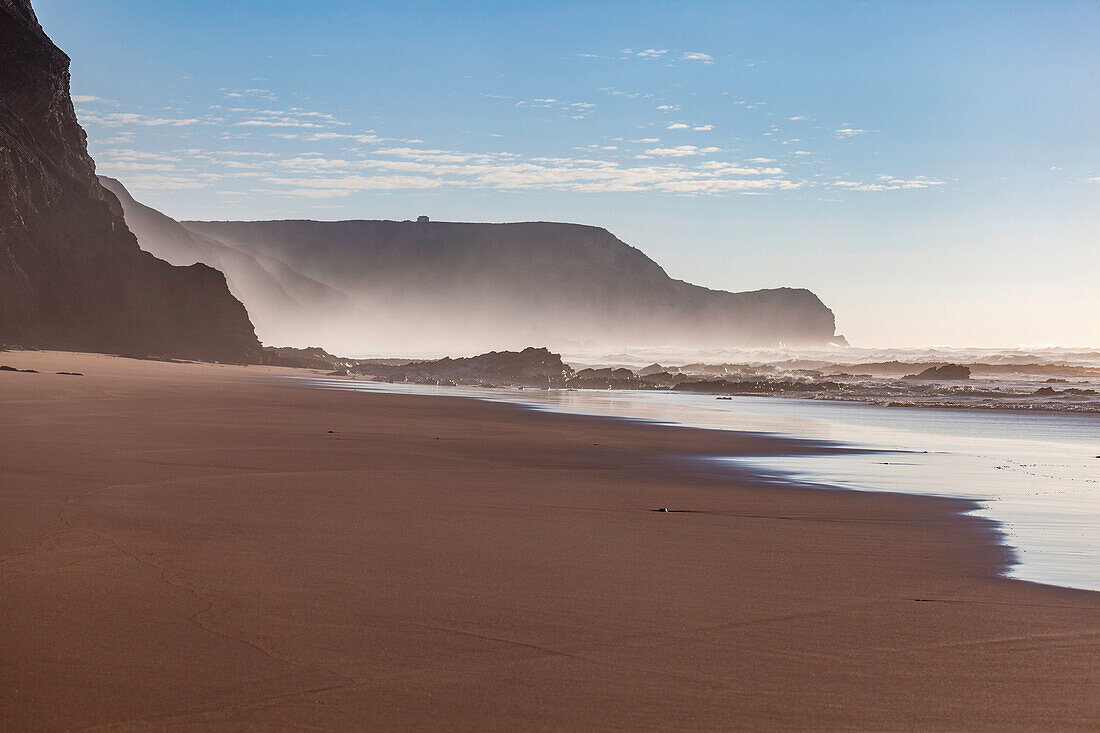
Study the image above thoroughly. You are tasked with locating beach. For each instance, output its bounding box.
[2,351,1099,730]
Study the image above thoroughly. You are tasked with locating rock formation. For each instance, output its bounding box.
[904,364,971,381]
[358,347,575,387]
[0,0,260,361]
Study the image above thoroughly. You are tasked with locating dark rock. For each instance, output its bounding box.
[903,364,971,381]
[56,371,81,375]
[261,345,356,370]
[355,346,574,387]
[637,363,671,376]
[673,379,840,395]
[0,1,260,362]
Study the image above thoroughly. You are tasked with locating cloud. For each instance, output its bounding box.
[831,175,944,191]
[787,115,806,121]
[222,88,278,102]
[307,132,383,144]
[264,174,444,195]
[236,118,326,128]
[666,123,689,130]
[792,150,814,155]
[192,142,807,197]
[681,52,714,63]
[657,105,681,112]
[642,145,721,157]
[835,128,868,138]
[692,124,714,131]
[71,95,101,103]
[77,111,200,127]
[698,161,783,175]
[636,49,668,58]
[512,98,595,117]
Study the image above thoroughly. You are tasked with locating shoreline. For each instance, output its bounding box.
[290,371,1100,415]
[2,351,1099,729]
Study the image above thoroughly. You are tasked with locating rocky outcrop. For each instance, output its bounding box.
[183,219,840,353]
[356,347,575,387]
[0,0,260,361]
[99,176,366,349]
[259,346,360,371]
[904,364,971,381]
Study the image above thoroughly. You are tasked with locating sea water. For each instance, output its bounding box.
[293,377,1100,592]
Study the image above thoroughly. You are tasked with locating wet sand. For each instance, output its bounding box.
[1,351,1098,730]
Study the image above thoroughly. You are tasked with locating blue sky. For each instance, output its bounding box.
[35,0,1100,346]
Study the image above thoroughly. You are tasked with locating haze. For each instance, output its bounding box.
[35,0,1100,348]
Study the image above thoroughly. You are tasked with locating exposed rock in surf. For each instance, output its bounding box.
[904,364,971,381]
[1034,386,1097,397]
[672,379,841,394]
[355,347,575,387]
[261,346,359,371]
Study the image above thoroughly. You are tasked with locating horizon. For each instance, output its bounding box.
[34,0,1100,348]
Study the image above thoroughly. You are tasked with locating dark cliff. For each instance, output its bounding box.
[0,0,260,361]
[184,218,839,352]
[98,176,364,350]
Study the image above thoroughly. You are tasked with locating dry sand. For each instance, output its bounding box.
[1,351,1098,731]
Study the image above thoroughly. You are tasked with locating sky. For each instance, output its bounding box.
[34,0,1100,347]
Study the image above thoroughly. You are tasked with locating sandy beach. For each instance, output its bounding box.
[1,351,1098,730]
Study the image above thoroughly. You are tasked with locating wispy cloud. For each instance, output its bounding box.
[77,111,200,127]
[640,145,721,157]
[830,175,944,191]
[681,51,714,64]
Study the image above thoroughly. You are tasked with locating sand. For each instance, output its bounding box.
[1,351,1098,731]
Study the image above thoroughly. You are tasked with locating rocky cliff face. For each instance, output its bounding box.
[0,0,260,361]
[183,219,840,353]
[98,176,365,349]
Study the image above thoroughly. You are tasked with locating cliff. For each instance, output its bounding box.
[99,176,363,348]
[0,0,260,361]
[182,219,840,353]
